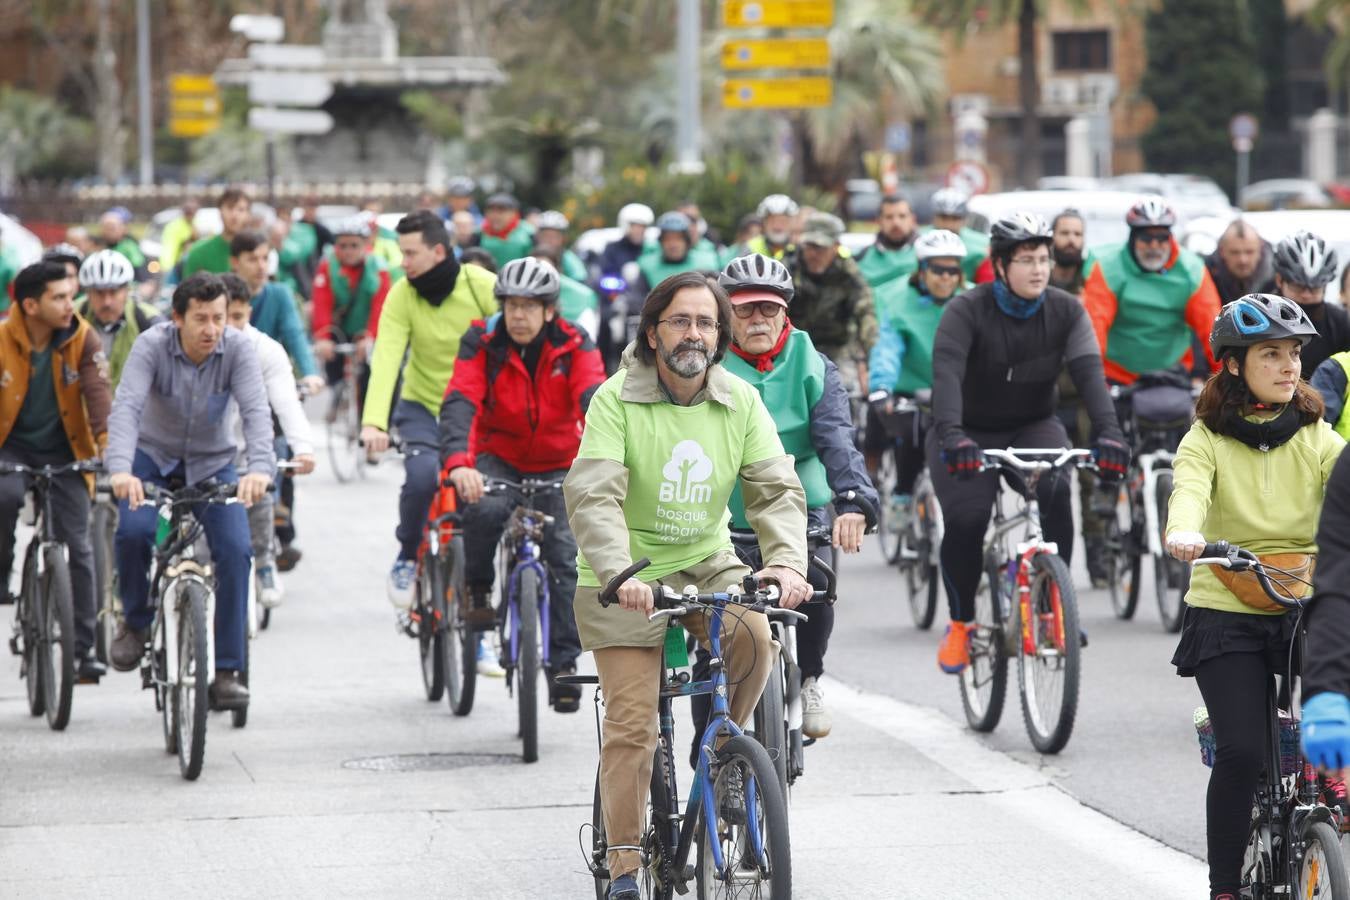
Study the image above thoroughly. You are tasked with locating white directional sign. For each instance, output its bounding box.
[247,72,333,107]
[248,106,334,135]
[247,43,325,67]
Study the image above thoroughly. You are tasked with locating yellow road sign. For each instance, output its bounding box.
[169,95,221,116]
[169,73,217,96]
[722,0,834,28]
[721,38,830,70]
[168,117,220,139]
[723,76,832,109]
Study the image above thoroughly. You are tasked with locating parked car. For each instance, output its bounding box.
[967,189,1146,249]
[1036,176,1102,192]
[1240,179,1335,211]
[1105,173,1237,221]
[1179,209,1350,301]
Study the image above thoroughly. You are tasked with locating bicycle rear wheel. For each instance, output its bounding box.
[442,536,477,717]
[1298,820,1349,899]
[960,565,1008,733]
[905,486,940,630]
[40,545,76,731]
[1018,553,1082,754]
[417,558,446,702]
[750,643,789,800]
[174,583,210,781]
[1103,483,1142,621]
[874,454,901,564]
[327,380,359,484]
[20,542,44,717]
[697,734,791,900]
[1154,471,1188,633]
[232,634,249,729]
[92,502,118,665]
[517,566,541,763]
[590,767,610,900]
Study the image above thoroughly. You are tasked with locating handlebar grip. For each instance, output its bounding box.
[599,557,652,608]
[1200,541,1231,560]
[836,490,879,533]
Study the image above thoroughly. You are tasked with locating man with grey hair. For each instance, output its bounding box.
[1204,218,1276,304]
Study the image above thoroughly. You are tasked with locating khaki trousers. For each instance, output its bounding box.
[593,605,773,879]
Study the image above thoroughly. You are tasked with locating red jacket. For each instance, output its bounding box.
[310,258,392,340]
[438,316,605,473]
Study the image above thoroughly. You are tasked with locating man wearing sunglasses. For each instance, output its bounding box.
[1082,197,1223,386]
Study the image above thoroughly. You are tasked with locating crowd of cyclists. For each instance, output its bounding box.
[14,177,1350,899]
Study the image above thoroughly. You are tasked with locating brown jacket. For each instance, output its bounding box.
[0,305,110,459]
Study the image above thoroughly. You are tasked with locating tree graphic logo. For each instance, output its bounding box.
[658,440,714,504]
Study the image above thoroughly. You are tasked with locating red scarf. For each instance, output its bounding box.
[729,321,792,372]
[482,213,521,239]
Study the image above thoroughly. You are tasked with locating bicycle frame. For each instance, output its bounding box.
[501,507,553,671]
[1136,449,1175,558]
[148,498,222,694]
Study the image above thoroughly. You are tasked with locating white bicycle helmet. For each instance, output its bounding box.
[756,194,799,218]
[617,203,654,230]
[536,210,570,232]
[930,188,970,218]
[914,229,968,262]
[1274,230,1338,289]
[1125,196,1177,229]
[79,249,135,290]
[494,256,560,304]
[332,214,373,238]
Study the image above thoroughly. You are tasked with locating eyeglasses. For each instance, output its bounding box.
[926,264,963,277]
[731,301,785,319]
[659,315,721,334]
[1009,256,1052,269]
[1135,231,1171,246]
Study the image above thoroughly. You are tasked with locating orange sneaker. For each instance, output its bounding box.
[938,621,972,674]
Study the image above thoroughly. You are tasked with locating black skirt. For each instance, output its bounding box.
[1172,605,1298,677]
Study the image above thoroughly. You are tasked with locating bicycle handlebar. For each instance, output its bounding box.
[0,459,103,479]
[481,477,565,495]
[141,481,248,507]
[597,556,825,614]
[598,557,652,608]
[981,447,1094,473]
[1192,540,1307,611]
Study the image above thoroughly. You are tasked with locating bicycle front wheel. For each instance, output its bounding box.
[1153,470,1188,633]
[417,559,446,702]
[516,566,542,763]
[174,583,210,781]
[442,536,477,717]
[874,454,901,565]
[960,565,1008,733]
[750,644,789,800]
[1018,553,1082,754]
[20,543,44,717]
[327,380,359,484]
[1103,482,1142,621]
[1298,820,1349,899]
[92,502,118,665]
[696,734,792,900]
[905,487,940,630]
[40,545,76,731]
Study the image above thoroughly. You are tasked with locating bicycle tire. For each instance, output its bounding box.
[1103,483,1142,621]
[417,559,447,702]
[40,545,76,731]
[92,502,117,665]
[590,766,610,900]
[20,542,44,717]
[1154,471,1187,633]
[1298,820,1349,899]
[158,608,175,755]
[696,734,792,900]
[232,633,249,729]
[906,488,940,630]
[960,564,1008,733]
[751,646,789,800]
[649,742,678,900]
[327,380,358,484]
[174,582,210,781]
[1018,552,1082,754]
[443,536,477,717]
[517,566,541,763]
[874,454,901,564]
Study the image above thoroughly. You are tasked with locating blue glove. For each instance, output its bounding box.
[1303,692,1350,772]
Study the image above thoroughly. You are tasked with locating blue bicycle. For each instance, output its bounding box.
[571,560,802,899]
[483,477,564,764]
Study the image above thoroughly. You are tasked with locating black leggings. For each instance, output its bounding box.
[926,417,1074,623]
[1195,651,1285,898]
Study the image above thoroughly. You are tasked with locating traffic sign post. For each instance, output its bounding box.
[168,73,221,139]
[247,72,334,107]
[1230,112,1259,208]
[723,77,832,108]
[946,160,990,197]
[722,0,834,28]
[721,37,830,70]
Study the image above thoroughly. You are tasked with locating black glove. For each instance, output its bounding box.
[941,430,983,479]
[1093,434,1131,482]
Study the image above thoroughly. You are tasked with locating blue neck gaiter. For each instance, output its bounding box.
[993,279,1045,320]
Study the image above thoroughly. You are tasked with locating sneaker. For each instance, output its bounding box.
[886,493,911,535]
[477,636,505,678]
[937,621,972,674]
[718,762,747,825]
[801,676,832,738]
[1085,535,1109,589]
[387,558,417,610]
[257,566,285,609]
[608,874,640,900]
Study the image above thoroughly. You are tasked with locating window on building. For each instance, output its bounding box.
[1053,30,1111,72]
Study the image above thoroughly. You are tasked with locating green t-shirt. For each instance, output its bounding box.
[182,234,232,276]
[111,237,147,270]
[574,367,787,586]
[9,346,73,460]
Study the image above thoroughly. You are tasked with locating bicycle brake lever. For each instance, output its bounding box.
[649,606,688,622]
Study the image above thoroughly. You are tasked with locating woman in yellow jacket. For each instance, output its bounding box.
[1166,293,1345,900]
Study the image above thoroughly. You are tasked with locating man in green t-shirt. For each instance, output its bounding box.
[563,270,809,896]
[182,187,254,277]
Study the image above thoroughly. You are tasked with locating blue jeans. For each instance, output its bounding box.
[114,450,252,671]
[392,399,440,560]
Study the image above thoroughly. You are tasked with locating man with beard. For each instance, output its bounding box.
[1050,209,1089,296]
[1272,230,1348,376]
[1205,219,1277,304]
[1082,198,1222,386]
[745,193,799,260]
[359,211,499,610]
[562,270,809,900]
[786,213,877,393]
[857,193,919,289]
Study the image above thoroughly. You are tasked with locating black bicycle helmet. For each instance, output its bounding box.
[718,253,795,302]
[989,212,1053,259]
[494,256,560,304]
[1273,230,1338,289]
[1125,196,1176,229]
[1209,293,1318,359]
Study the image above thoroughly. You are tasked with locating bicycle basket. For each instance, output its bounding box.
[1194,706,1300,777]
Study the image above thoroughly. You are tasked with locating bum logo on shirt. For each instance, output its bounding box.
[654,439,715,544]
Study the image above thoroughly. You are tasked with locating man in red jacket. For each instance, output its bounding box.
[438,257,605,712]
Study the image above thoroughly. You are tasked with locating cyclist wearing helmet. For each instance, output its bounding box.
[746,193,800,260]
[77,250,163,390]
[480,193,535,270]
[707,252,878,738]
[533,210,589,282]
[857,192,919,289]
[362,211,498,610]
[440,256,604,712]
[43,243,85,282]
[635,211,719,294]
[786,212,877,393]
[929,212,1129,673]
[676,200,723,262]
[311,216,392,388]
[1083,196,1223,384]
[1165,294,1343,900]
[866,228,968,526]
[446,176,482,227]
[599,203,654,279]
[530,246,599,342]
[1271,230,1347,375]
[1204,219,1276,305]
[928,187,989,281]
